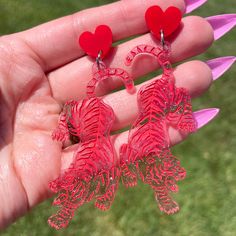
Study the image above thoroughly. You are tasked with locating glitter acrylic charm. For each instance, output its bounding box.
[120,6,197,214]
[48,25,134,230]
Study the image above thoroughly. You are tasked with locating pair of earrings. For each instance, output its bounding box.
[48,5,196,230]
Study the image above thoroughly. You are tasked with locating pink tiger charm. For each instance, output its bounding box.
[120,44,197,214]
[48,64,134,229]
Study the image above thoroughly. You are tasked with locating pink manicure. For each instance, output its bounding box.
[185,0,208,14]
[206,14,236,40]
[206,56,236,81]
[194,108,220,129]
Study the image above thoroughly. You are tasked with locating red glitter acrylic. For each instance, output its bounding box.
[48,25,134,230]
[145,6,182,39]
[120,6,197,214]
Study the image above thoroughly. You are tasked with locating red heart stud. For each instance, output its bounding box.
[145,6,182,39]
[79,25,113,59]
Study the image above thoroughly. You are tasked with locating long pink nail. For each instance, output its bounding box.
[206,56,236,81]
[206,14,236,40]
[194,108,220,129]
[185,0,208,14]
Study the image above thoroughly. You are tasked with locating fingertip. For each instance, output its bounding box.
[176,16,214,58]
[174,60,213,97]
[190,60,213,96]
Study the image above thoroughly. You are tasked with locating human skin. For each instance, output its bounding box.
[0,0,214,229]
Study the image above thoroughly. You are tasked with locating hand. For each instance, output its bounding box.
[0,0,216,229]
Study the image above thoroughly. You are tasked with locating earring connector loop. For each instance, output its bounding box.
[96,50,103,70]
[160,30,165,49]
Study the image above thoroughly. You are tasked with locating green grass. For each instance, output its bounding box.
[0,0,236,235]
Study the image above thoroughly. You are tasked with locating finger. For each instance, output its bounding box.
[111,107,219,159]
[104,60,212,131]
[48,16,214,103]
[15,0,185,72]
[61,106,218,169]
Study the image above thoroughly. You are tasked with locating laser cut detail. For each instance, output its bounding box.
[87,65,134,98]
[48,61,133,229]
[121,44,197,214]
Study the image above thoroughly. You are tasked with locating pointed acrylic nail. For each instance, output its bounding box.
[194,108,220,129]
[206,56,236,81]
[185,0,208,14]
[206,14,236,40]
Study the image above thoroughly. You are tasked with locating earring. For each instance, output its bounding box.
[48,25,134,230]
[120,6,197,214]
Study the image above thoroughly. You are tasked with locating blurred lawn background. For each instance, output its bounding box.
[0,0,236,235]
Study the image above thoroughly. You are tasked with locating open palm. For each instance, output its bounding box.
[0,0,215,229]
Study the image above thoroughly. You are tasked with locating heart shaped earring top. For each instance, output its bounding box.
[145,6,182,39]
[79,25,113,59]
